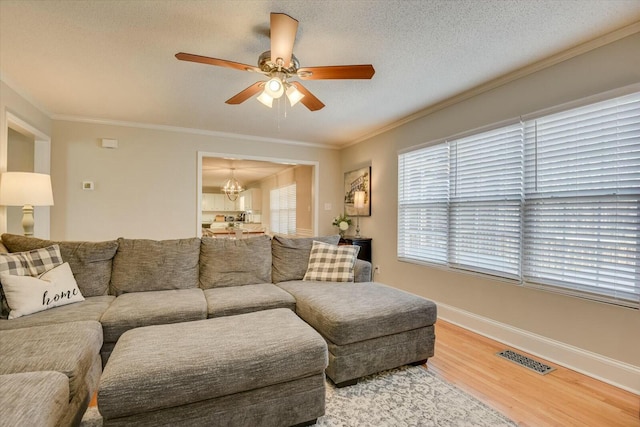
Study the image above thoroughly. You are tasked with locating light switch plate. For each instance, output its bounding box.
[82,181,94,191]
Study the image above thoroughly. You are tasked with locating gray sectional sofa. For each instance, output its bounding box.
[0,233,437,427]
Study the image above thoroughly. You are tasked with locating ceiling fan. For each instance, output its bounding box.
[175,12,375,111]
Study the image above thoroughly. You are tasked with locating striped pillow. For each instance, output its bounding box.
[303,240,360,282]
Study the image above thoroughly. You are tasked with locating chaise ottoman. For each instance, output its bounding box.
[277,281,437,386]
[97,308,328,427]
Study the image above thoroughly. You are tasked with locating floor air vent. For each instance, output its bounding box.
[496,349,555,375]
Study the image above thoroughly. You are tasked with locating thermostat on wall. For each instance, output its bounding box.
[82,181,94,191]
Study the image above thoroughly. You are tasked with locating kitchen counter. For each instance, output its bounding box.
[202,222,266,238]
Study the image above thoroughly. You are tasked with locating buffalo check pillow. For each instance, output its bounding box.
[303,240,360,282]
[0,244,64,318]
[0,244,63,276]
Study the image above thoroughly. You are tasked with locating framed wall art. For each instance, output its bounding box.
[344,166,371,216]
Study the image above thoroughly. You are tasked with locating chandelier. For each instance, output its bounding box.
[222,168,243,201]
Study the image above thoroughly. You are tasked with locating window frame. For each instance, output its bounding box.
[397,84,640,308]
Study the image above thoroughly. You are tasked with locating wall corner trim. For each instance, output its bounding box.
[436,301,640,395]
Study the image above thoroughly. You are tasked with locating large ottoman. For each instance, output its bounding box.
[277,281,437,387]
[98,309,328,427]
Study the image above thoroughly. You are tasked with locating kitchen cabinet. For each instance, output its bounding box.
[202,193,238,211]
[239,188,262,211]
[202,193,216,211]
[223,195,237,211]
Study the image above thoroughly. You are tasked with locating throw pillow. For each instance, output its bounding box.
[303,240,360,282]
[0,244,63,277]
[1,262,85,319]
[0,244,64,319]
[1,234,119,297]
[271,235,341,283]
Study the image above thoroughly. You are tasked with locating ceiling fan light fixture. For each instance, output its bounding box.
[285,84,305,107]
[264,77,285,98]
[257,91,274,108]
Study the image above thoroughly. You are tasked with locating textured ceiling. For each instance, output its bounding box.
[1,1,639,147]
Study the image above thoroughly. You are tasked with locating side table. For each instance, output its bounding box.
[339,236,372,263]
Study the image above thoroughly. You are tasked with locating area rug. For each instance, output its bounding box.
[81,365,516,426]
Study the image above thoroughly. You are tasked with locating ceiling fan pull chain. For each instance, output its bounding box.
[277,97,282,131]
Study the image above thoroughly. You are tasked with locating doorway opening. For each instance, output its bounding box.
[3,112,52,238]
[196,152,318,238]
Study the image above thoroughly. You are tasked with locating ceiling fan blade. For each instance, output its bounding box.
[291,82,325,111]
[225,82,264,104]
[175,52,261,73]
[297,65,375,80]
[270,13,298,68]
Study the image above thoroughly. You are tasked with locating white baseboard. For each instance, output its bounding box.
[435,302,640,395]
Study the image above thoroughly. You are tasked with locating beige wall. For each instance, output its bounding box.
[49,120,341,241]
[341,33,640,367]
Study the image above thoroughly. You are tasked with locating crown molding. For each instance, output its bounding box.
[51,115,338,150]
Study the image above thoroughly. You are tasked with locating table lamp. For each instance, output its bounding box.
[0,172,54,236]
[354,191,365,238]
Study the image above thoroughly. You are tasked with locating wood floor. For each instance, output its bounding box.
[426,320,640,427]
[88,320,639,426]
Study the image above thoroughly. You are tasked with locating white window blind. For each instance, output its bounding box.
[398,143,449,264]
[449,124,523,278]
[270,183,296,235]
[397,90,640,308]
[523,92,640,306]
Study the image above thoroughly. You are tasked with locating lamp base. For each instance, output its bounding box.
[355,215,361,238]
[21,204,34,236]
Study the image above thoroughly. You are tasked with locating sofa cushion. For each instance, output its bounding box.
[1,234,118,297]
[0,371,70,427]
[0,295,115,331]
[200,235,272,288]
[110,238,200,294]
[203,283,296,317]
[1,263,85,319]
[100,288,207,343]
[0,320,103,402]
[277,280,438,345]
[271,235,340,283]
[303,241,360,282]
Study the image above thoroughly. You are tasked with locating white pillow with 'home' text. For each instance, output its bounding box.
[0,262,84,319]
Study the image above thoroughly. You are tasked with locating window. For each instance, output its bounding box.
[449,124,524,278]
[270,183,296,235]
[398,90,640,308]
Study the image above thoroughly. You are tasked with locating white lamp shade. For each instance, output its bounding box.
[354,191,366,209]
[286,85,305,107]
[0,172,54,206]
[257,91,274,108]
[264,77,284,98]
